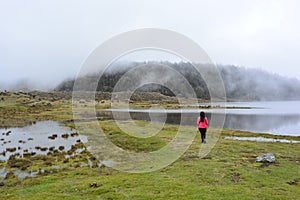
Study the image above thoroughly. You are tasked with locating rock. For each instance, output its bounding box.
[6,131,11,136]
[256,153,276,163]
[287,178,300,185]
[90,182,98,188]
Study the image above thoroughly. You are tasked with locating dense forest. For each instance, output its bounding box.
[55,62,300,101]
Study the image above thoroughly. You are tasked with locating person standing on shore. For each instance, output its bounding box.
[197,111,209,144]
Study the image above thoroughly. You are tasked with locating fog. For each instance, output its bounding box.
[55,61,300,101]
[218,65,300,100]
[0,79,54,92]
[1,1,300,91]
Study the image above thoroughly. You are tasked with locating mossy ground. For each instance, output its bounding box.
[1,130,299,199]
[0,92,299,199]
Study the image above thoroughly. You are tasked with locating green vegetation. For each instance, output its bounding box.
[0,92,299,199]
[1,127,299,199]
[0,92,73,128]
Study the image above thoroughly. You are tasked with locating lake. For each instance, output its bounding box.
[98,101,300,136]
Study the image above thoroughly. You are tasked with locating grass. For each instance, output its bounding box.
[0,92,299,199]
[1,123,299,199]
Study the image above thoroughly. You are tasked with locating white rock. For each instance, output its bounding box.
[256,153,276,163]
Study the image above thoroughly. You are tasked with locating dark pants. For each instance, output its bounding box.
[198,128,207,143]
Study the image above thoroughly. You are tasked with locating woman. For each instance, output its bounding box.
[197,111,209,144]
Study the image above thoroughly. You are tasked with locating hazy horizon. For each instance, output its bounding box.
[1,0,300,91]
[1,59,300,92]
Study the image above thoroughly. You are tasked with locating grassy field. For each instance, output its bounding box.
[0,92,299,199]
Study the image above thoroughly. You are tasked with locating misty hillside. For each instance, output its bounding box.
[55,62,300,101]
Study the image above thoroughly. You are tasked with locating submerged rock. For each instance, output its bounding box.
[58,146,65,151]
[6,147,17,152]
[256,153,276,163]
[61,133,69,139]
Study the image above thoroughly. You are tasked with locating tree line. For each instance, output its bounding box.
[55,62,300,101]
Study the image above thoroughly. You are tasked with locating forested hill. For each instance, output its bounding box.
[55,62,300,101]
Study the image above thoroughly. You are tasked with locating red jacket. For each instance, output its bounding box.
[197,117,208,128]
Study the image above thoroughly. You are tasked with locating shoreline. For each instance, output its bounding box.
[0,91,300,199]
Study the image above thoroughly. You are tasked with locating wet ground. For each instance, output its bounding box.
[224,136,300,143]
[0,121,101,179]
[0,121,87,161]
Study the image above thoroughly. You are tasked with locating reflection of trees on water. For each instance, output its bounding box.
[97,111,300,135]
[223,114,300,134]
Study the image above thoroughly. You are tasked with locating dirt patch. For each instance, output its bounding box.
[231,173,241,183]
[201,156,212,160]
[287,178,300,186]
[258,162,279,168]
[181,155,199,161]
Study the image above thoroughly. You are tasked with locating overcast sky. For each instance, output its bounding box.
[1,0,300,90]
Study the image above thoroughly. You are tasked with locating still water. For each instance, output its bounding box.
[0,121,87,161]
[99,101,300,136]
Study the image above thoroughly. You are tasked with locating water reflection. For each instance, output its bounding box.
[223,114,300,136]
[97,106,300,136]
[224,136,300,143]
[0,121,87,160]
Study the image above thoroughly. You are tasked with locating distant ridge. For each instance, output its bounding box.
[55,62,300,101]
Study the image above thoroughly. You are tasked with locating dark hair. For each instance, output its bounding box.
[200,111,205,122]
